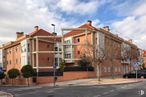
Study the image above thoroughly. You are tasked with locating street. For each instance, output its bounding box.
[0,81,146,97]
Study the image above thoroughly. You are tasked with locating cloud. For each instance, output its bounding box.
[111,1,146,49]
[0,0,107,44]
[57,0,101,15]
[0,0,79,43]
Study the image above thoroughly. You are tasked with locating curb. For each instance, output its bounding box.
[56,80,143,87]
[0,91,14,97]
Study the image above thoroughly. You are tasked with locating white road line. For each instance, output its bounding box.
[109,89,114,92]
[103,92,109,95]
[7,86,42,92]
[93,95,101,97]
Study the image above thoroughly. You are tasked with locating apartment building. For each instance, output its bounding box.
[1,26,62,72]
[63,20,140,77]
[143,50,146,68]
[0,48,2,67]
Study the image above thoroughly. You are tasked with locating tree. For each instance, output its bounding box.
[78,56,90,67]
[0,72,6,84]
[81,42,106,81]
[21,65,34,86]
[59,60,65,72]
[7,68,20,85]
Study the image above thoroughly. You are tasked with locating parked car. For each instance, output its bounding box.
[123,70,146,78]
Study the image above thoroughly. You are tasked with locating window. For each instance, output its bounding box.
[24,48,26,52]
[103,67,107,72]
[115,67,117,72]
[108,67,111,72]
[55,47,58,51]
[16,47,17,52]
[65,53,71,58]
[9,60,11,64]
[95,37,97,44]
[28,44,30,52]
[55,58,58,66]
[77,51,80,55]
[47,44,50,48]
[59,48,61,51]
[119,67,121,72]
[48,57,50,62]
[77,38,80,42]
[16,59,18,64]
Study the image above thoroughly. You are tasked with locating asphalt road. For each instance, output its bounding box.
[0,81,146,97]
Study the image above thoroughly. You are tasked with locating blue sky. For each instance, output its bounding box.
[0,0,146,49]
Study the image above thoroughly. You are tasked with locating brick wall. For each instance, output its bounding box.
[36,71,96,84]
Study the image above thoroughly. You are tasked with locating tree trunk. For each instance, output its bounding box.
[12,79,13,86]
[27,78,29,86]
[97,63,101,81]
[111,60,115,79]
[0,79,2,85]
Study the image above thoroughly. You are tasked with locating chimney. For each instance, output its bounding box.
[87,20,92,26]
[103,26,110,31]
[34,26,39,32]
[52,32,57,36]
[128,39,133,43]
[16,32,24,39]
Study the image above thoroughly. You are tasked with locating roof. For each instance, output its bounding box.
[143,50,146,54]
[64,23,96,37]
[29,29,53,37]
[2,28,53,49]
[64,21,138,48]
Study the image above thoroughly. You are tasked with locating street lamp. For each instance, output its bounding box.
[51,24,55,33]
[51,24,57,87]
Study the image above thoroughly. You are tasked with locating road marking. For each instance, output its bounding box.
[103,92,109,95]
[109,89,114,92]
[93,95,101,97]
[7,86,42,92]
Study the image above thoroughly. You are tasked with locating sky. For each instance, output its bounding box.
[0,0,146,49]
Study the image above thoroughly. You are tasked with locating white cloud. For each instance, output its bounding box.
[0,0,106,44]
[0,0,78,43]
[57,0,103,15]
[111,2,146,49]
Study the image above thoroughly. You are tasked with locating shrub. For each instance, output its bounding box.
[7,68,20,85]
[59,60,65,72]
[0,72,6,84]
[21,65,34,86]
[78,57,90,67]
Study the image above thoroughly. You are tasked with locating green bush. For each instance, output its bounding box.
[7,68,20,85]
[21,65,34,86]
[8,68,20,79]
[59,60,65,72]
[78,57,90,67]
[0,72,6,84]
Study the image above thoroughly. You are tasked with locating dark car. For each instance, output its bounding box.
[123,70,146,78]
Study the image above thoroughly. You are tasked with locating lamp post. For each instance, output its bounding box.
[51,24,56,87]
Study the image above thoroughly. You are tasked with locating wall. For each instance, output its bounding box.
[36,71,96,84]
[5,44,22,71]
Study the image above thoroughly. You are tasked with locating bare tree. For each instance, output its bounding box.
[121,43,131,73]
[106,41,121,79]
[80,42,106,81]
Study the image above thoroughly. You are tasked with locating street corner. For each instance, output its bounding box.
[0,91,13,97]
[82,78,145,86]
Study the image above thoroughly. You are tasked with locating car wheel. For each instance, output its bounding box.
[125,76,128,78]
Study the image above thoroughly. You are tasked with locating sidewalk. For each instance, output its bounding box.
[41,78,145,87]
[0,91,13,97]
